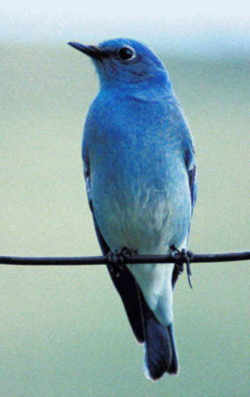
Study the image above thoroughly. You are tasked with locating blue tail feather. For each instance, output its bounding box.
[143,301,179,380]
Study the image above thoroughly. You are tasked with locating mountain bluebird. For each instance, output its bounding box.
[68,38,197,380]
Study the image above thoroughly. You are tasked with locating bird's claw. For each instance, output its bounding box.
[106,247,137,277]
[170,245,193,289]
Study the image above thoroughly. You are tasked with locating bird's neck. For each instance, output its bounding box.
[100,78,173,103]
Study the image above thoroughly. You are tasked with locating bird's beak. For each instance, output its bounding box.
[68,42,103,60]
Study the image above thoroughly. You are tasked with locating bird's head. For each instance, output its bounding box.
[68,38,170,90]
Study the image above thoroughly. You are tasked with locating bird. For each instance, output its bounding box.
[68,38,197,381]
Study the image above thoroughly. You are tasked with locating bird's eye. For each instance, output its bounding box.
[118,46,136,61]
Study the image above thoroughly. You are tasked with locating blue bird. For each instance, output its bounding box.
[68,38,197,380]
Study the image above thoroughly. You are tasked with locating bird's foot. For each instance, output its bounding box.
[106,247,137,278]
[170,245,194,289]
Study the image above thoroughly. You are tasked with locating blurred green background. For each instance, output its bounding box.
[0,42,249,397]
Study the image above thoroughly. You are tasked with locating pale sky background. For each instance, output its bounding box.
[1,0,250,55]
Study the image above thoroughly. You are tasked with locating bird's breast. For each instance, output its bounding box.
[86,94,191,252]
[90,140,190,253]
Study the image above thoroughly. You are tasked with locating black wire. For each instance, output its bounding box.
[0,251,249,266]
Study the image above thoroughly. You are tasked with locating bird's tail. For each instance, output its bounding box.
[142,298,179,380]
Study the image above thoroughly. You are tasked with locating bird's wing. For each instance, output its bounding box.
[82,147,93,211]
[172,130,197,288]
[93,213,145,343]
[185,147,198,213]
[82,147,145,343]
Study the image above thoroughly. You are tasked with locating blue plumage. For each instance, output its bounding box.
[69,38,197,380]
